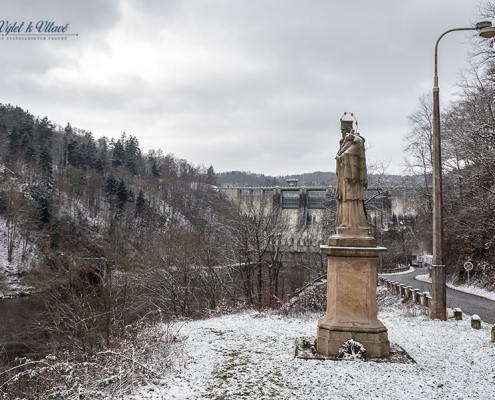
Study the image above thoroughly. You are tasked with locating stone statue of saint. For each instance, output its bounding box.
[335,121,368,232]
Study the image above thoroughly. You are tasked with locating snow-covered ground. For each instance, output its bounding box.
[127,297,495,399]
[415,274,495,302]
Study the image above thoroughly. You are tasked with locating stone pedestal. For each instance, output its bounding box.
[317,234,389,358]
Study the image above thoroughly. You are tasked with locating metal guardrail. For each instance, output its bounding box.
[379,265,411,274]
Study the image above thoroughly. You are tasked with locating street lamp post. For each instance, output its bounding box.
[431,21,495,320]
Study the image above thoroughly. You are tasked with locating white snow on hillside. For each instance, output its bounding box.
[0,165,40,297]
[0,219,39,298]
[126,298,495,399]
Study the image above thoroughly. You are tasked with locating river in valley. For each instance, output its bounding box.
[0,294,50,365]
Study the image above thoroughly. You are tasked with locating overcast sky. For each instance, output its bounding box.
[0,0,489,176]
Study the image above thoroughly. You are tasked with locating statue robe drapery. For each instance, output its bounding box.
[335,132,368,230]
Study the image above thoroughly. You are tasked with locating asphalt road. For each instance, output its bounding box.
[380,268,495,324]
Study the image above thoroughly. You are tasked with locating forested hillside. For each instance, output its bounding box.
[0,103,222,267]
[0,103,236,350]
[0,103,324,362]
[216,170,337,187]
[216,169,411,188]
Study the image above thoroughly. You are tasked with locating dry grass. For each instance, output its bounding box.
[0,320,182,399]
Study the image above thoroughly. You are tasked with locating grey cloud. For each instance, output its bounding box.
[0,0,485,176]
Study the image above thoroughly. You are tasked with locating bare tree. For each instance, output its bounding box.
[404,93,433,191]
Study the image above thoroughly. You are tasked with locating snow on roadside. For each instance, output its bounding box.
[126,309,495,399]
[416,274,495,302]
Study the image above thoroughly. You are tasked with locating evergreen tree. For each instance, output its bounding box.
[30,182,53,224]
[8,126,20,155]
[136,190,146,209]
[36,116,53,145]
[20,115,35,161]
[84,134,97,170]
[151,161,161,177]
[39,145,53,176]
[116,179,128,209]
[61,135,68,167]
[95,157,105,173]
[97,137,109,173]
[206,165,217,185]
[67,139,80,168]
[111,138,125,168]
[135,189,146,218]
[25,145,36,162]
[37,193,52,223]
[125,135,140,175]
[105,174,118,195]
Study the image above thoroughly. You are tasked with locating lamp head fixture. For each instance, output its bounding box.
[476,21,495,39]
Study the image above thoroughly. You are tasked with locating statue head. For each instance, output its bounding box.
[340,120,353,135]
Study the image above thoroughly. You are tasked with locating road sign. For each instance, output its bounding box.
[464,262,474,271]
[464,262,474,285]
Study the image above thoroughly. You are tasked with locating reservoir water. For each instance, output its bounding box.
[0,294,49,364]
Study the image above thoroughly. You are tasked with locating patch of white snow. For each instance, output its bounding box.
[126,309,495,399]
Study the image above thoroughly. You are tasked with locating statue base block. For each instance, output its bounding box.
[328,228,377,247]
[317,241,389,358]
[317,323,390,358]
